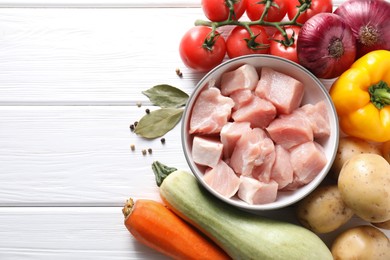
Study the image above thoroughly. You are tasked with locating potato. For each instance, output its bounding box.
[296,185,354,233]
[372,219,390,230]
[331,136,381,179]
[382,141,390,164]
[331,225,390,260]
[338,153,390,222]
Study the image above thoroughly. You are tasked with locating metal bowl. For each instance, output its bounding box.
[182,54,339,211]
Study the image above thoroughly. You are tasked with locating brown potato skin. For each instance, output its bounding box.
[331,225,390,260]
[338,153,390,223]
[296,185,354,233]
[331,136,381,179]
[372,220,390,230]
[382,141,390,164]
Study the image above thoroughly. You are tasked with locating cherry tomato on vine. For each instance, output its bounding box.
[287,0,333,24]
[226,25,270,58]
[201,0,247,22]
[246,0,287,22]
[179,26,226,72]
[270,26,300,63]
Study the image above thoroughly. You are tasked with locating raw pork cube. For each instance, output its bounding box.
[297,101,330,138]
[229,89,254,111]
[192,136,223,168]
[232,96,276,129]
[271,145,293,189]
[203,160,241,198]
[220,122,252,159]
[282,176,303,191]
[289,141,327,187]
[230,128,268,176]
[255,67,304,114]
[266,112,313,150]
[220,64,259,96]
[251,137,275,183]
[238,176,278,205]
[189,87,234,134]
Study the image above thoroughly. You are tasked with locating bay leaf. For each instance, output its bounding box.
[134,108,184,139]
[142,84,189,108]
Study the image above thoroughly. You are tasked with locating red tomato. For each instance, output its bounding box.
[270,26,300,63]
[246,0,287,22]
[287,0,333,24]
[179,26,226,72]
[226,25,270,58]
[202,0,247,22]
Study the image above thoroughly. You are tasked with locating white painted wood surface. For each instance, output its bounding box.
[0,1,388,259]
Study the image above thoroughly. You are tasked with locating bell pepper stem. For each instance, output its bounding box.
[369,81,390,109]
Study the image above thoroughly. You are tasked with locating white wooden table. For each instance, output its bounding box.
[0,1,388,259]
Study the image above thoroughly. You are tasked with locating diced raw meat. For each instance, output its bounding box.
[289,141,327,188]
[229,128,268,176]
[296,101,330,138]
[271,145,293,189]
[255,67,304,114]
[266,112,313,150]
[282,176,305,191]
[189,87,234,134]
[192,136,223,168]
[220,122,252,159]
[237,176,278,205]
[229,89,254,111]
[220,64,259,96]
[251,137,275,183]
[203,160,241,198]
[232,96,277,129]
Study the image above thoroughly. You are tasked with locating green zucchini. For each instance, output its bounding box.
[152,161,333,260]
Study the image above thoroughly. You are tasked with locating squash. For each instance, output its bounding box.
[152,161,333,260]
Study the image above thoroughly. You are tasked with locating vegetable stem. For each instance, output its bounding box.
[369,81,390,109]
[122,198,135,219]
[226,0,237,21]
[194,0,310,48]
[152,161,177,187]
[259,0,272,22]
[290,0,311,24]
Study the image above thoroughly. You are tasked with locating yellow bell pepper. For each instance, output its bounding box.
[330,50,390,142]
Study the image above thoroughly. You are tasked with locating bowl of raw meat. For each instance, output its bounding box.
[181,54,339,211]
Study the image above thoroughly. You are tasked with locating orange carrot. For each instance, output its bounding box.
[122,198,230,260]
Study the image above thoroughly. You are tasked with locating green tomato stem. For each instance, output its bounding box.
[259,0,272,22]
[226,0,237,21]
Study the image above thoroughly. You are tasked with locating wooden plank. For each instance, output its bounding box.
[0,207,387,259]
[0,0,351,7]
[0,8,205,105]
[0,0,200,8]
[0,3,353,105]
[0,207,169,260]
[0,106,189,205]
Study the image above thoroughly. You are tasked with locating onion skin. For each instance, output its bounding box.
[334,0,390,58]
[297,13,356,79]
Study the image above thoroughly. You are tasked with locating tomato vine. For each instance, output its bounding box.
[195,0,312,48]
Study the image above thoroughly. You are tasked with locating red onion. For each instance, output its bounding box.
[297,13,356,79]
[334,0,390,58]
